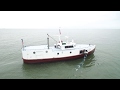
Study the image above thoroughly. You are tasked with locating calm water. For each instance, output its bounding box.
[0,29,120,79]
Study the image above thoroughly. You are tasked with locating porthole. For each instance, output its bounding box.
[46,51,48,53]
[33,52,35,54]
[70,51,72,54]
[80,50,82,54]
[57,53,59,55]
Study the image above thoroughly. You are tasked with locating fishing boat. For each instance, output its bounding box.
[21,29,96,64]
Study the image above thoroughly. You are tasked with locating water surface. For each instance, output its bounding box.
[0,29,120,79]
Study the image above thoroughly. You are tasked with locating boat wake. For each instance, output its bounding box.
[75,54,95,71]
[0,61,19,67]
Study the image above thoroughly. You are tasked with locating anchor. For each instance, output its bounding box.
[83,49,88,59]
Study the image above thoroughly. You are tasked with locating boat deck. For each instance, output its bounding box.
[23,44,95,51]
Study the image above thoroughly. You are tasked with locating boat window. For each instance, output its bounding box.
[57,53,59,55]
[62,43,66,45]
[70,51,72,54]
[65,45,73,48]
[46,51,48,53]
[33,52,36,54]
[86,50,88,52]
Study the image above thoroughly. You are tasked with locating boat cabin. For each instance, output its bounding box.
[47,33,76,50]
[54,41,76,50]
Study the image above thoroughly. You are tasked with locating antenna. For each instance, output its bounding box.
[58,27,62,44]
[59,27,61,35]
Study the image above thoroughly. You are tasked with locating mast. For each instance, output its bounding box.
[58,35,62,44]
[21,39,24,49]
[47,34,49,49]
[59,27,62,44]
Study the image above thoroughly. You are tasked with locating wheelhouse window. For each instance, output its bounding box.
[65,45,73,48]
[62,43,66,45]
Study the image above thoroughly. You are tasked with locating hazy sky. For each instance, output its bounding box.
[0,11,120,29]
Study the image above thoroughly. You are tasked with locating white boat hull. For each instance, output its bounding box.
[21,44,96,64]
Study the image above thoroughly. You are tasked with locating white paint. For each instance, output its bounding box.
[22,44,95,60]
[21,34,96,61]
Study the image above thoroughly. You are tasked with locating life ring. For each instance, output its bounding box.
[57,45,61,48]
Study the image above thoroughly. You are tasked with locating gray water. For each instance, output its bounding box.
[0,29,120,79]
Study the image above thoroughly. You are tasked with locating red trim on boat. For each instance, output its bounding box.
[23,48,95,64]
